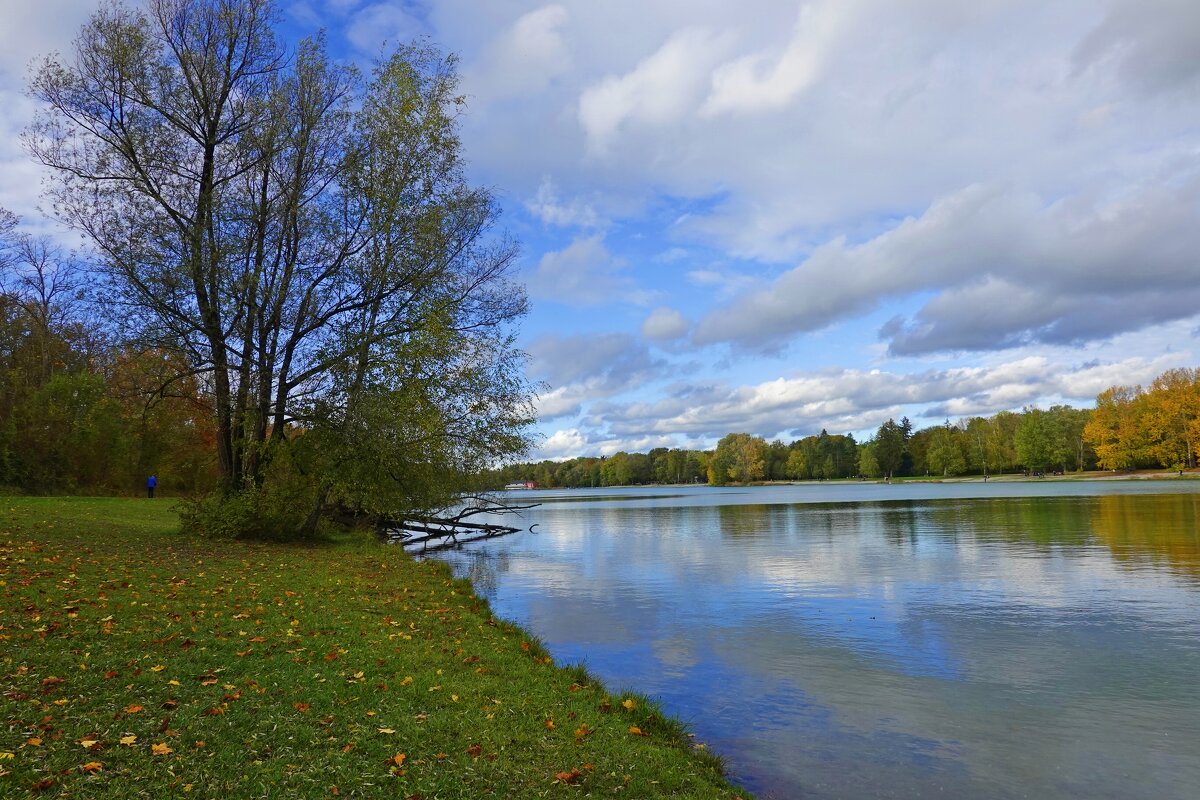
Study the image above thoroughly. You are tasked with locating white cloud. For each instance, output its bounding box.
[641,307,689,341]
[527,331,667,419]
[526,177,601,228]
[527,234,652,306]
[466,5,571,101]
[694,178,1200,352]
[344,2,425,53]
[701,0,851,116]
[578,348,1193,445]
[538,428,590,459]
[577,27,727,155]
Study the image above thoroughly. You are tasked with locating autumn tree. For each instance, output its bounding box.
[709,433,767,485]
[28,1,534,531]
[1084,386,1148,471]
[1142,368,1199,469]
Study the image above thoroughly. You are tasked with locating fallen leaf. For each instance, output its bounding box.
[125,704,144,714]
[622,699,637,711]
[79,739,100,750]
[391,753,406,766]
[31,777,55,791]
[555,768,583,784]
[628,726,649,737]
[294,703,310,713]
[378,728,396,735]
[26,738,42,747]
[151,742,172,755]
[150,665,166,672]
[544,719,555,730]
[80,761,103,773]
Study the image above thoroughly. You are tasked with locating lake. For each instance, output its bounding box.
[425,481,1200,799]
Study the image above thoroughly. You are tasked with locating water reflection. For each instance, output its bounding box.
[1092,493,1200,579]
[430,486,1200,800]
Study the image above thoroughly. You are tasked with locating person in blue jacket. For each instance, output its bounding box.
[147,474,157,499]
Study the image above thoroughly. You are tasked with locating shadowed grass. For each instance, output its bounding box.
[0,496,750,798]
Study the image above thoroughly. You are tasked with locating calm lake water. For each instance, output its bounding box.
[426,481,1200,799]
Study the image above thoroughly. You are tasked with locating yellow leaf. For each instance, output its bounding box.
[400,676,413,686]
[80,761,103,773]
[150,665,166,673]
[622,699,637,711]
[80,739,99,749]
[450,694,459,702]
[151,742,173,755]
[0,752,14,760]
[377,728,396,735]
[628,726,649,737]
[26,737,42,746]
[120,736,137,746]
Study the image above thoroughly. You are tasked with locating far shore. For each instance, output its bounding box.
[519,469,1199,492]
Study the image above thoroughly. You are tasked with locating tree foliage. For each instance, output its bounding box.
[26,0,534,531]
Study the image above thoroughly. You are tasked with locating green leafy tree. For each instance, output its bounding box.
[29,2,534,531]
[926,421,967,476]
[873,418,908,480]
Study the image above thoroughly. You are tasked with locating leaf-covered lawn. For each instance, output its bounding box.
[1,497,749,799]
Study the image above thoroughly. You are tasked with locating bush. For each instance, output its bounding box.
[178,445,328,541]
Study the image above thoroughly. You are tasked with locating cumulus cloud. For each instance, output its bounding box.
[640,307,689,341]
[466,5,571,101]
[694,178,1200,353]
[1073,0,1200,95]
[701,0,851,116]
[588,353,1189,444]
[526,234,652,306]
[577,27,728,155]
[527,331,667,419]
[526,177,602,228]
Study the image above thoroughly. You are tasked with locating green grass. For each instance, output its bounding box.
[1,497,750,799]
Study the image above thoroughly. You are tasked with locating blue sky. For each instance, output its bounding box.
[2,0,1198,459]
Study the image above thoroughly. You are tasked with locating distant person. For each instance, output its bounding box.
[147,474,157,499]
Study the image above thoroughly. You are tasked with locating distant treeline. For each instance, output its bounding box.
[494,367,1200,487]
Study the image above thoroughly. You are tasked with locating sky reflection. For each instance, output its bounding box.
[429,484,1200,799]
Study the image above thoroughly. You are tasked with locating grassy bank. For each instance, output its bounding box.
[1,497,748,799]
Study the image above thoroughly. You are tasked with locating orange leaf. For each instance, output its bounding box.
[391,753,407,767]
[628,726,649,737]
[544,718,555,730]
[80,761,103,773]
[555,768,583,784]
[124,704,144,714]
[151,742,173,756]
[294,703,310,713]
